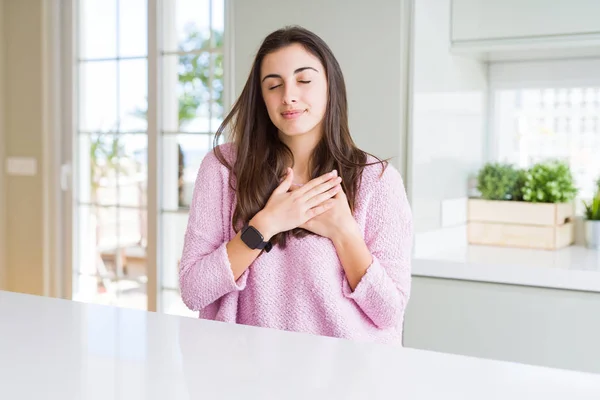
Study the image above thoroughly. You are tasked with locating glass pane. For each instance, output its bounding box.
[74,204,147,310]
[114,206,147,310]
[119,59,148,131]
[162,0,210,53]
[118,208,147,261]
[77,134,93,205]
[75,204,121,304]
[161,134,212,211]
[211,53,225,126]
[163,289,198,317]
[73,273,118,306]
[74,276,147,311]
[79,61,117,132]
[162,54,216,133]
[118,0,148,58]
[79,133,124,206]
[79,0,117,59]
[75,205,115,277]
[73,273,102,303]
[161,212,189,290]
[117,134,147,208]
[211,0,225,48]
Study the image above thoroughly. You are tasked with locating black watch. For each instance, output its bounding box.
[241,223,272,252]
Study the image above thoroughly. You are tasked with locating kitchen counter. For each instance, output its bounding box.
[0,290,599,399]
[413,245,600,293]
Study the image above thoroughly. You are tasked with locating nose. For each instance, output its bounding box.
[282,84,298,105]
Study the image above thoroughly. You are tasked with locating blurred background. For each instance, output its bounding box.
[0,0,599,375]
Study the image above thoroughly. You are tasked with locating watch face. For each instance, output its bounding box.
[241,226,264,249]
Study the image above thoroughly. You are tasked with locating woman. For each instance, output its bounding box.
[179,26,413,345]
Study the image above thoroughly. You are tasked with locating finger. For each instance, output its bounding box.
[306,184,341,209]
[295,169,338,196]
[334,189,345,199]
[274,168,293,194]
[306,199,335,219]
[301,176,342,203]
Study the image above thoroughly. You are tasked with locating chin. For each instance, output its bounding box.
[279,128,311,137]
[277,121,321,138]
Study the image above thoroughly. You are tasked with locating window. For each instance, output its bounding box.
[72,0,226,315]
[493,87,600,200]
[490,59,600,207]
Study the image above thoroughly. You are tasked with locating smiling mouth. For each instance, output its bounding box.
[281,110,306,120]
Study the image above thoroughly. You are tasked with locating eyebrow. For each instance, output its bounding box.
[261,67,319,83]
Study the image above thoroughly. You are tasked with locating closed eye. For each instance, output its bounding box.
[268,81,311,90]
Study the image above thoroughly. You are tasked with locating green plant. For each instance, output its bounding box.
[583,195,600,220]
[476,163,523,201]
[521,160,578,203]
[583,178,600,220]
[512,168,528,201]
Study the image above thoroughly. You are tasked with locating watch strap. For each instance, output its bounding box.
[242,223,273,253]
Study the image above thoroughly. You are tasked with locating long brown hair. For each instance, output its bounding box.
[214,25,387,248]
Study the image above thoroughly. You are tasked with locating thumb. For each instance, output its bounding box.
[275,168,293,194]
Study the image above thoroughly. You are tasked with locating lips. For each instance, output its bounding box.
[281,109,305,120]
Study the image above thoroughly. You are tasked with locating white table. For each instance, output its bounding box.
[1,291,599,399]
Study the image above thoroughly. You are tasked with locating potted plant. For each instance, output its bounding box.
[468,160,577,250]
[475,162,524,201]
[582,178,600,250]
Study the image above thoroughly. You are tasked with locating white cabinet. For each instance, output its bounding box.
[450,0,600,60]
[452,0,600,42]
[404,277,600,374]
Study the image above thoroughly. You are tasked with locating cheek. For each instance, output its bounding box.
[310,85,328,115]
[263,93,279,114]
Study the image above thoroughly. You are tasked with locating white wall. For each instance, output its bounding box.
[3,0,48,295]
[230,0,411,174]
[404,277,600,374]
[409,0,487,251]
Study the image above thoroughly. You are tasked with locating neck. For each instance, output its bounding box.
[278,129,322,184]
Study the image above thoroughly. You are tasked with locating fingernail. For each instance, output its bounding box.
[331,169,337,176]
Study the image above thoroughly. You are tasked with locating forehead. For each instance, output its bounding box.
[260,43,324,77]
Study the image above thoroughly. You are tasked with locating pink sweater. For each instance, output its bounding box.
[179,143,413,345]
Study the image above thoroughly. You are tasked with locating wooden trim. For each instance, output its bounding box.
[0,0,6,291]
[146,0,161,312]
[40,0,65,298]
[60,0,76,301]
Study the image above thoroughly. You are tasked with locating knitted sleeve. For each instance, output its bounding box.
[179,148,248,311]
[342,165,413,329]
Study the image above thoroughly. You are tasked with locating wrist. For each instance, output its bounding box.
[331,221,361,247]
[249,212,276,241]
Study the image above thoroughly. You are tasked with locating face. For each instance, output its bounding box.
[260,43,328,140]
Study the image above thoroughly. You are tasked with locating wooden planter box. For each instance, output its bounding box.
[467,199,575,250]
